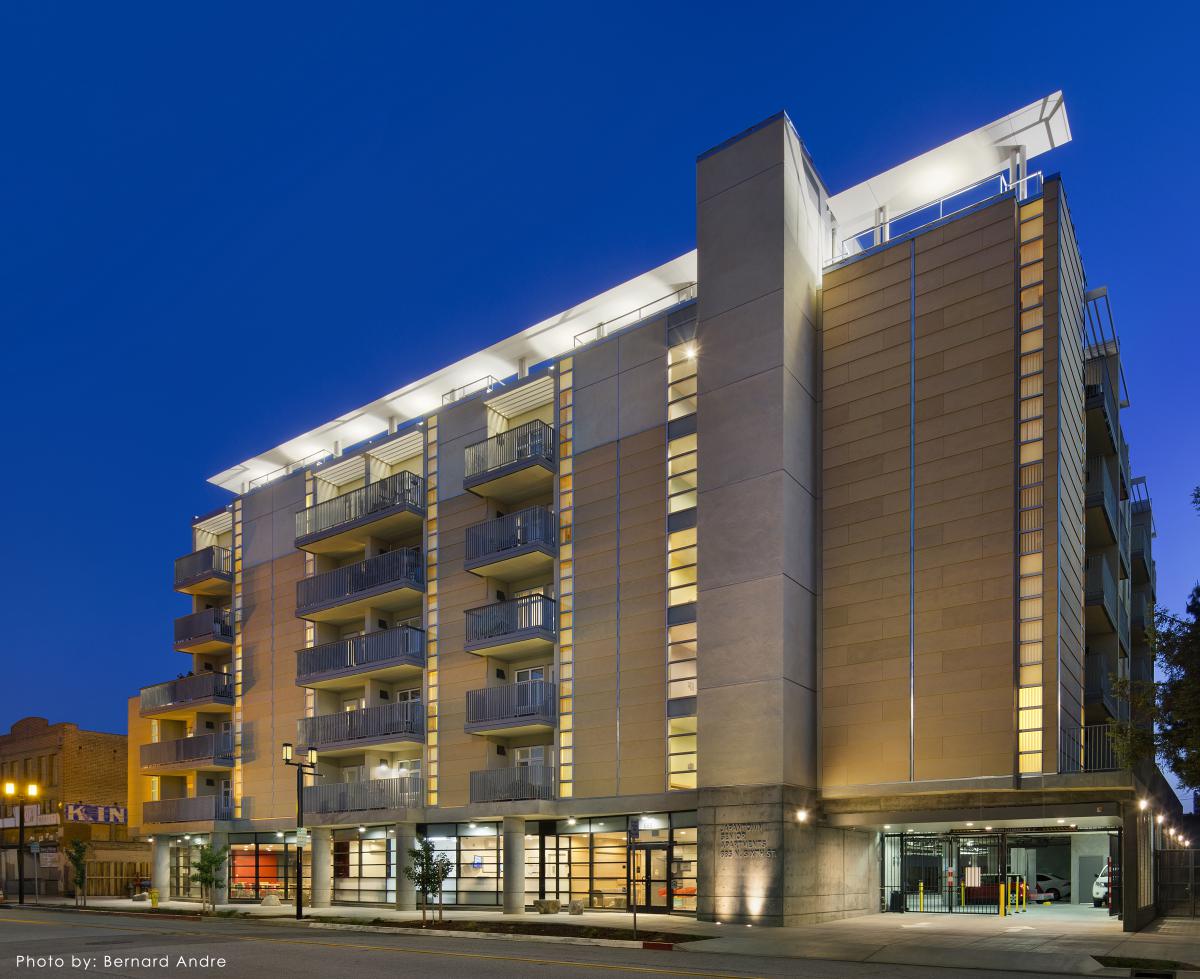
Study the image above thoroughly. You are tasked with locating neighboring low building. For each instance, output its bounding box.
[0,716,149,898]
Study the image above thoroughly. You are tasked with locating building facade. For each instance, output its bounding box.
[129,92,1175,927]
[1,717,148,898]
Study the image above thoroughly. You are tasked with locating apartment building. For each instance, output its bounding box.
[1,717,148,898]
[129,91,1175,927]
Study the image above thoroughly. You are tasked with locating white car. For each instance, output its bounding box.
[1093,866,1113,907]
[1034,873,1071,901]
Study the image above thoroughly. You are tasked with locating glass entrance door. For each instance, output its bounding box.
[630,844,670,912]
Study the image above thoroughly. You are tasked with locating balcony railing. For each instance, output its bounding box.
[1086,459,1118,540]
[174,546,232,589]
[464,420,555,481]
[297,700,424,749]
[1085,360,1118,448]
[295,471,424,543]
[1085,660,1119,720]
[140,733,234,769]
[296,626,425,684]
[304,775,424,814]
[140,672,234,713]
[296,548,423,615]
[470,764,556,803]
[465,506,556,566]
[466,681,556,731]
[1085,559,1118,629]
[1131,590,1151,640]
[174,607,234,647]
[465,594,556,647]
[143,795,231,823]
[1059,724,1120,773]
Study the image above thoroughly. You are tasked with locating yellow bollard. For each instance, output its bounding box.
[919,880,924,912]
[149,888,160,909]
[960,882,965,908]
[999,882,1006,917]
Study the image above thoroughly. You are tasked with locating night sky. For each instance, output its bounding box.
[1,4,1194,769]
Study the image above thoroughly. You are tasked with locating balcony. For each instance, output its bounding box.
[1085,459,1118,545]
[463,420,556,502]
[469,764,556,804]
[297,701,424,756]
[304,775,423,815]
[296,548,423,624]
[1084,559,1118,633]
[174,546,233,596]
[465,681,556,736]
[465,506,556,579]
[1130,590,1151,644]
[1085,360,1118,454]
[1118,500,1131,577]
[143,795,231,824]
[294,471,425,556]
[1132,524,1155,590]
[140,733,234,772]
[296,625,425,689]
[1058,724,1120,773]
[174,607,234,653]
[465,594,556,660]
[1085,657,1119,721]
[140,672,234,718]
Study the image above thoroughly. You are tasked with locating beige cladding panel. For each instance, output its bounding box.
[820,242,911,790]
[911,199,1016,782]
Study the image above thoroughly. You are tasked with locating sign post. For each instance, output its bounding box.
[628,818,640,940]
[29,842,40,905]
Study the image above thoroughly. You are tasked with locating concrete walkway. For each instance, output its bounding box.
[17,897,1200,975]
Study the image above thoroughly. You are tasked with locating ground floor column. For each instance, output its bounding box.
[310,829,332,908]
[502,816,525,914]
[209,832,229,906]
[394,823,416,911]
[151,838,170,898]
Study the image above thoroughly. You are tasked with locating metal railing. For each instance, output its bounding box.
[465,594,556,645]
[1085,360,1119,446]
[140,733,234,769]
[1085,661,1119,719]
[573,283,698,347]
[1059,724,1120,773]
[1130,590,1151,639]
[1086,459,1118,536]
[296,625,425,682]
[466,681,556,728]
[470,764,556,803]
[140,672,234,712]
[829,171,1043,265]
[295,471,424,541]
[1132,524,1154,572]
[174,607,234,645]
[143,796,231,823]
[464,420,555,481]
[297,700,424,748]
[304,775,424,814]
[1085,559,1118,627]
[443,375,503,407]
[174,546,232,587]
[465,506,556,565]
[296,548,423,613]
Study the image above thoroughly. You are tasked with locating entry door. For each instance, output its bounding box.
[630,844,670,913]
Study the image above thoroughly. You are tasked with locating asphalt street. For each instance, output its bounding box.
[0,907,1088,978]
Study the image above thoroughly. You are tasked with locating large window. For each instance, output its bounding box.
[228,832,309,904]
[332,828,392,904]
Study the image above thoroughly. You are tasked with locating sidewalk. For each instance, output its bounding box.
[15,897,1200,975]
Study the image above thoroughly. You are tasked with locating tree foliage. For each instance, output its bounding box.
[65,840,89,907]
[404,837,453,923]
[191,843,228,913]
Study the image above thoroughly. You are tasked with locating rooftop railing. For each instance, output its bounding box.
[295,471,424,542]
[470,764,556,803]
[143,795,231,823]
[465,506,556,566]
[174,607,234,646]
[304,775,423,814]
[174,546,232,588]
[466,681,556,730]
[296,548,423,614]
[140,672,234,713]
[296,625,425,683]
[573,283,698,347]
[297,700,424,749]
[464,420,555,482]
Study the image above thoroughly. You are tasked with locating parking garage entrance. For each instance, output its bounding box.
[882,829,1121,917]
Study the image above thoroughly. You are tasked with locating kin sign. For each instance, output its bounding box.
[65,804,127,825]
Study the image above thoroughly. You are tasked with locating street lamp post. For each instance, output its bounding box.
[4,781,41,906]
[281,743,318,921]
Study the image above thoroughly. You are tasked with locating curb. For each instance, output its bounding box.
[305,921,678,950]
[3,904,204,922]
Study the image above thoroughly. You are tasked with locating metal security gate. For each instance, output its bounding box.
[1158,848,1198,917]
[882,834,1003,914]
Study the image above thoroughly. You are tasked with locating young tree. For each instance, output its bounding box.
[404,837,453,924]
[64,840,89,908]
[191,843,229,913]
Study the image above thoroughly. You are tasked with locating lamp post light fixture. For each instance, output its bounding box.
[3,781,41,905]
[281,742,319,921]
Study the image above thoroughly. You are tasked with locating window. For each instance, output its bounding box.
[667,435,697,513]
[667,623,697,700]
[515,666,545,684]
[667,528,698,607]
[667,717,697,790]
[513,745,547,768]
[667,344,698,420]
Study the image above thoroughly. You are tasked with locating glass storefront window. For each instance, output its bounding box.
[227,833,309,904]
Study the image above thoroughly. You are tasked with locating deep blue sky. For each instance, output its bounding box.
[1,5,1195,746]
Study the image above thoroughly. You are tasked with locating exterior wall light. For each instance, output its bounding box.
[796,809,809,822]
[1139,799,1149,810]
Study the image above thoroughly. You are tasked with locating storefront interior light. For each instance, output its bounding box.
[357,826,366,833]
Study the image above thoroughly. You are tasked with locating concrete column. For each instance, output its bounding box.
[393,823,417,911]
[209,832,229,906]
[151,838,170,897]
[310,828,332,908]
[502,816,525,914]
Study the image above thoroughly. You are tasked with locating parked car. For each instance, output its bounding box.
[1093,865,1113,907]
[1034,873,1071,901]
